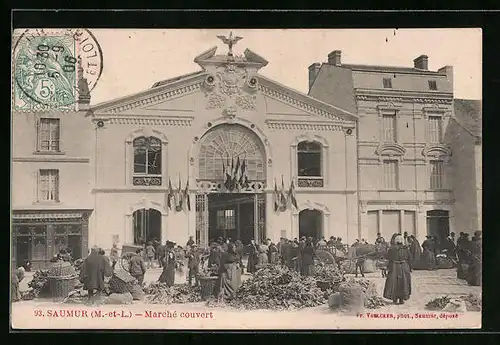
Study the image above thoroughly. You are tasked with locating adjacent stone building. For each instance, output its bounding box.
[309,50,482,245]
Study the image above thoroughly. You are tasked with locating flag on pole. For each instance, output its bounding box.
[274,179,280,211]
[175,175,182,209]
[280,175,287,208]
[239,157,249,189]
[166,178,174,210]
[224,157,232,191]
[233,156,241,189]
[183,180,191,211]
[288,180,298,209]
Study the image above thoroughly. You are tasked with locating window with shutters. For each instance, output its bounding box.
[38,169,59,202]
[133,136,162,186]
[198,124,266,181]
[382,160,399,189]
[382,113,397,142]
[429,160,444,189]
[382,210,401,236]
[37,118,60,152]
[428,80,438,90]
[428,116,442,143]
[383,78,392,88]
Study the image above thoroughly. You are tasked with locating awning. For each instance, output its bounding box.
[11,209,93,221]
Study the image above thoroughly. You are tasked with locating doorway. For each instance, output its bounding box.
[204,193,265,245]
[427,210,450,246]
[299,209,323,240]
[133,208,162,245]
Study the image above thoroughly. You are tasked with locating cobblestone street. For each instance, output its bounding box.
[12,266,481,329]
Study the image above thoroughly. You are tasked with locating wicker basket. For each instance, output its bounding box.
[109,270,136,294]
[199,276,218,301]
[49,275,78,299]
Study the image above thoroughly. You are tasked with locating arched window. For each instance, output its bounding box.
[297,141,322,177]
[198,124,266,181]
[133,136,162,186]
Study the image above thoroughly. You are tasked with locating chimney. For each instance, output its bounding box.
[438,65,454,93]
[77,59,91,111]
[414,55,429,70]
[328,50,342,66]
[308,63,321,91]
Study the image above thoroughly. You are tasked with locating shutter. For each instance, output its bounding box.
[367,211,379,243]
[382,210,400,239]
[404,211,416,236]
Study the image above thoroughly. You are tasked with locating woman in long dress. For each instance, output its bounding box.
[467,235,482,286]
[301,239,316,276]
[217,243,242,301]
[383,234,412,305]
[408,235,422,269]
[247,240,259,274]
[158,242,176,286]
[420,236,437,270]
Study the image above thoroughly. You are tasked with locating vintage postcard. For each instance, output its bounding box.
[10,28,482,330]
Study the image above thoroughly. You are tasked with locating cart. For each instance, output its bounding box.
[120,244,144,271]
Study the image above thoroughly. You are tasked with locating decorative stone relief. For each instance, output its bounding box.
[204,63,257,115]
[360,201,368,213]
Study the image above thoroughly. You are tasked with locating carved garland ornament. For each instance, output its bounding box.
[204,63,258,117]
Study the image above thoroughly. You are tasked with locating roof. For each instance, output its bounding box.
[151,70,204,88]
[341,63,445,75]
[453,99,482,138]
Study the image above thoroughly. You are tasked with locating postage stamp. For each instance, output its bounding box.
[12,29,103,112]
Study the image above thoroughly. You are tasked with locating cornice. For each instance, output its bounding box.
[92,79,204,114]
[258,77,357,123]
[355,89,453,104]
[13,157,90,163]
[101,117,194,126]
[266,120,343,131]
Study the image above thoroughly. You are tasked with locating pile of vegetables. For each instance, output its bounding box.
[425,296,451,310]
[347,278,377,298]
[365,296,389,309]
[225,265,325,310]
[144,282,202,304]
[314,263,345,291]
[22,270,50,300]
[460,293,482,312]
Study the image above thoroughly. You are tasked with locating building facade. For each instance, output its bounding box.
[309,50,482,245]
[12,41,482,268]
[12,43,359,266]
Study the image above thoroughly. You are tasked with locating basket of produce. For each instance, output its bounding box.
[199,276,218,301]
[47,262,78,299]
[109,270,137,294]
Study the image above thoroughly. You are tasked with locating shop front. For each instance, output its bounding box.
[11,210,92,270]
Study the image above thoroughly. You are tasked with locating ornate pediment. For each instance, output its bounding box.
[422,144,452,160]
[203,63,259,117]
[375,142,406,157]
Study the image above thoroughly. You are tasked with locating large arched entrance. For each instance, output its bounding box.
[133,208,162,245]
[299,209,323,240]
[195,124,267,246]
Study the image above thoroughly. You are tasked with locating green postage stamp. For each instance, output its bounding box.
[12,29,102,112]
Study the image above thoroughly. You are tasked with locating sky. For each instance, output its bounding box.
[88,29,482,105]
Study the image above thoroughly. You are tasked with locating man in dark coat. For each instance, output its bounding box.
[281,239,293,269]
[129,248,147,285]
[157,242,166,268]
[467,232,482,286]
[408,235,422,269]
[80,246,111,304]
[246,239,259,274]
[186,244,201,287]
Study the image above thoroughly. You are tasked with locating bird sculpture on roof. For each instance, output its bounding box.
[216,31,243,57]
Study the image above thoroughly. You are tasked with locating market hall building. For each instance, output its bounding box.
[12,42,359,268]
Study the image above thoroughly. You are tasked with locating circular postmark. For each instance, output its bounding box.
[13,28,103,111]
